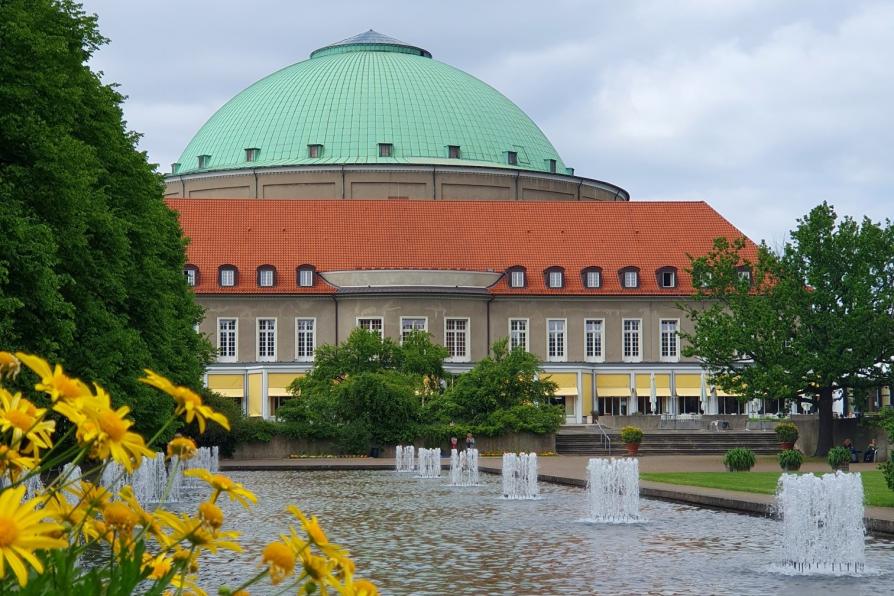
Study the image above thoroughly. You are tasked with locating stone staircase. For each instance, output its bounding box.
[556,426,780,455]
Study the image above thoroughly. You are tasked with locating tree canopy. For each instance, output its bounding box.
[682,203,894,454]
[0,0,211,439]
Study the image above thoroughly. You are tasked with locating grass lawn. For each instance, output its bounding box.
[640,471,894,508]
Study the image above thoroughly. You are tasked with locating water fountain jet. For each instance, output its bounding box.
[415,448,441,478]
[585,458,641,523]
[449,449,479,486]
[502,452,538,499]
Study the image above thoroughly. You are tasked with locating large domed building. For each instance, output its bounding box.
[165,31,628,202]
[169,31,763,426]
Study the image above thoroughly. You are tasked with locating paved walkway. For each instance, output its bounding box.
[221,454,894,535]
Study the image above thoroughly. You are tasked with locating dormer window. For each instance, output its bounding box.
[448,145,461,159]
[218,265,237,287]
[378,143,393,157]
[308,144,323,158]
[244,147,260,162]
[297,265,315,287]
[546,159,557,173]
[171,162,181,174]
[545,267,564,289]
[507,151,518,165]
[565,167,574,175]
[737,266,753,284]
[197,154,211,169]
[183,265,198,287]
[258,266,275,287]
[507,267,526,288]
[657,267,677,289]
[582,267,602,289]
[620,267,639,289]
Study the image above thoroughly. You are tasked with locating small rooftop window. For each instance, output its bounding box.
[507,151,518,165]
[448,145,461,159]
[297,265,315,287]
[308,144,323,158]
[565,167,574,176]
[582,267,602,289]
[258,266,275,287]
[507,267,526,288]
[219,265,237,287]
[171,162,181,174]
[378,143,393,158]
[546,159,557,174]
[620,267,639,289]
[658,268,677,289]
[244,147,260,162]
[197,154,211,169]
[183,265,198,287]
[546,268,564,289]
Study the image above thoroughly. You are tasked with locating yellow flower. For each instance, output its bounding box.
[288,505,350,563]
[0,485,67,586]
[340,577,379,596]
[299,549,334,583]
[0,389,55,456]
[0,352,20,380]
[0,444,37,480]
[103,501,139,533]
[197,501,224,529]
[141,370,230,433]
[185,469,257,508]
[155,511,242,554]
[167,436,198,461]
[142,552,174,580]
[261,540,296,585]
[15,353,91,403]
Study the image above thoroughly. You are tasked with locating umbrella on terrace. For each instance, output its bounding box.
[649,372,658,414]
[699,373,709,414]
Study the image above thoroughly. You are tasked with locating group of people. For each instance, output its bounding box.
[450,433,476,451]
[843,438,878,463]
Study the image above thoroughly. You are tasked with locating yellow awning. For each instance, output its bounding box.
[596,373,630,397]
[207,373,243,391]
[635,373,672,397]
[554,386,578,397]
[212,388,244,398]
[544,373,577,396]
[675,374,703,397]
[268,373,303,396]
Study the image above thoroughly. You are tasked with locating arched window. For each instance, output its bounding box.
[581,266,602,289]
[218,265,238,287]
[506,266,526,288]
[257,265,276,287]
[544,266,565,289]
[619,266,640,289]
[297,265,316,287]
[656,266,678,289]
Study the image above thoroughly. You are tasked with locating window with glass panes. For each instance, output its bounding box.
[510,270,525,287]
[623,270,638,288]
[622,319,641,361]
[257,319,276,361]
[358,318,383,338]
[298,268,313,287]
[218,319,237,361]
[548,270,563,288]
[220,268,235,287]
[509,319,528,351]
[585,319,603,361]
[259,268,274,287]
[401,318,427,343]
[295,318,315,361]
[547,319,566,361]
[585,270,601,288]
[660,319,679,360]
[445,318,468,361]
[184,268,196,286]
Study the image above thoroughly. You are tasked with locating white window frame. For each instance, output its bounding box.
[356,317,384,339]
[584,318,605,363]
[400,316,428,344]
[510,270,525,288]
[184,268,197,287]
[585,270,601,288]
[623,270,638,289]
[217,318,238,363]
[220,268,235,287]
[508,318,529,352]
[259,268,274,287]
[660,318,680,362]
[660,270,676,288]
[298,268,314,287]
[622,318,642,363]
[295,317,316,362]
[256,317,277,362]
[548,270,563,289]
[444,317,470,363]
[546,318,567,363]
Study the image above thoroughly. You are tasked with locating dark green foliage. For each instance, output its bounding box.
[682,203,894,455]
[778,449,803,471]
[620,425,644,444]
[723,448,756,471]
[879,461,894,492]
[774,422,799,444]
[0,0,211,440]
[827,446,851,469]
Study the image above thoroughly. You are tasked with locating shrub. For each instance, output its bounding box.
[774,421,799,444]
[827,445,851,469]
[778,449,803,471]
[620,425,644,444]
[723,447,756,471]
[880,460,894,491]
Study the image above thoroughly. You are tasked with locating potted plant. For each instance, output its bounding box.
[619,425,643,456]
[827,445,851,471]
[723,447,756,471]
[778,449,803,472]
[774,421,799,450]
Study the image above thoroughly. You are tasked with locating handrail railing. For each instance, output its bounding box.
[593,419,611,455]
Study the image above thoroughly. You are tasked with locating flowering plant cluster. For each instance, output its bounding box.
[0,351,377,595]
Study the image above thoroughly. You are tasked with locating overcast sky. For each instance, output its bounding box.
[81,0,893,246]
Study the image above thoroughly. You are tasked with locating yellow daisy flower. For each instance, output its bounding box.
[0,352,20,380]
[140,370,230,433]
[15,353,91,403]
[0,444,37,481]
[154,511,242,554]
[141,552,174,580]
[261,540,296,585]
[0,389,55,456]
[167,436,198,461]
[184,469,257,508]
[0,485,67,586]
[197,501,224,529]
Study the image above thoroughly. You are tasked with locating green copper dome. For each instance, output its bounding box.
[172,31,568,176]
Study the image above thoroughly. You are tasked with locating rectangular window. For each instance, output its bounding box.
[378,143,393,157]
[220,269,235,287]
[357,317,383,339]
[660,319,679,361]
[548,270,563,288]
[197,154,211,169]
[295,318,316,361]
[217,318,237,362]
[622,319,641,362]
[584,319,604,362]
[586,270,601,288]
[259,269,274,287]
[507,151,518,165]
[257,318,276,361]
[547,159,557,173]
[308,144,322,158]
[623,270,638,288]
[298,269,314,287]
[184,269,196,287]
[546,319,566,362]
[244,148,259,162]
[661,270,676,288]
[738,269,752,283]
[400,317,427,343]
[509,318,528,352]
[448,145,461,158]
[510,270,525,288]
[444,318,469,362]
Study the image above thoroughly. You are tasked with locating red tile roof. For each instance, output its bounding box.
[167,199,758,296]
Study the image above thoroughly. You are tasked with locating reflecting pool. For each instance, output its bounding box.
[198,470,894,595]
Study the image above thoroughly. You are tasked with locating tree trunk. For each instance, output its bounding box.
[815,386,835,456]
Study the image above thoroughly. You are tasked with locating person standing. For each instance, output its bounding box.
[465,432,475,450]
[450,436,458,451]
